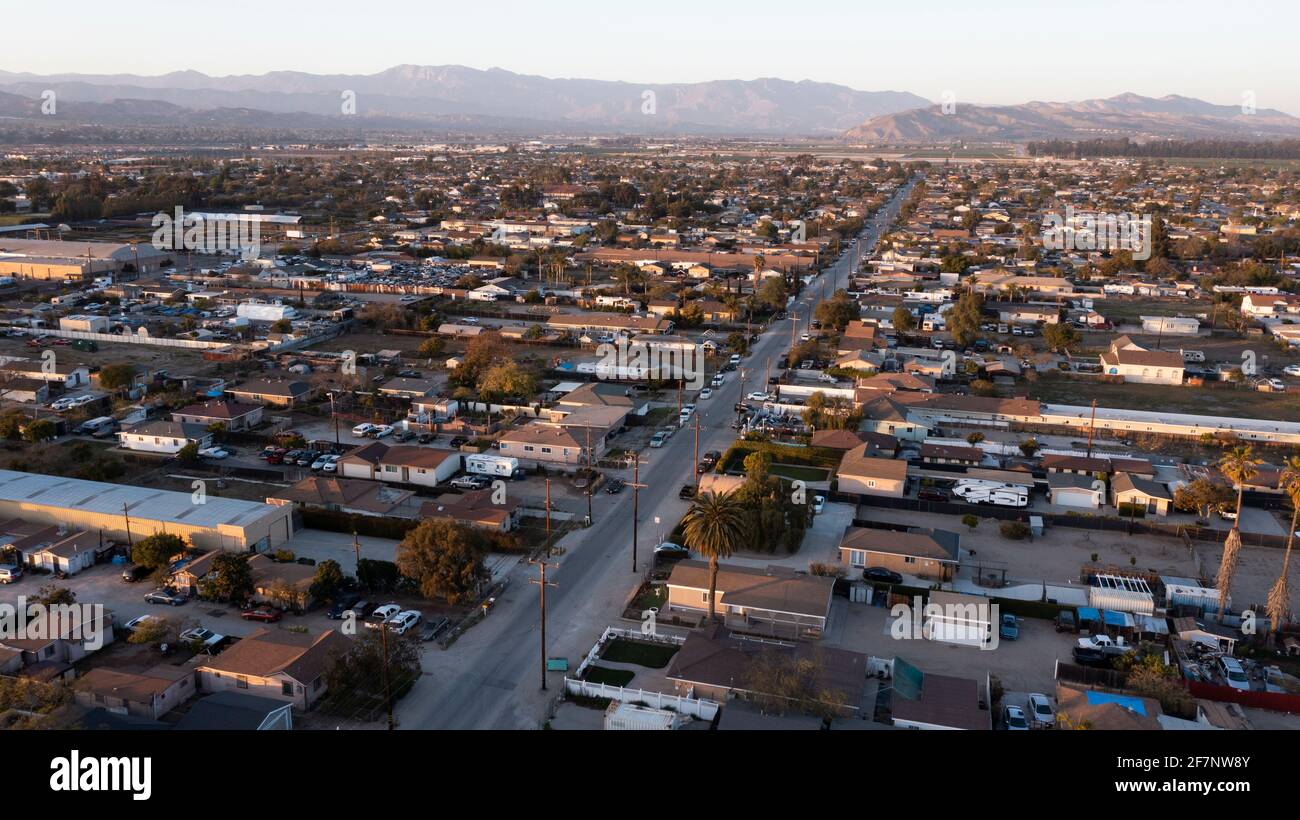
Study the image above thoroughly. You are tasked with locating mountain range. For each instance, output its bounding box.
[1,66,1298,141]
[0,65,928,136]
[843,93,1300,142]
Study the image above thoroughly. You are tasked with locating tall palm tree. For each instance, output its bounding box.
[681,491,751,624]
[1215,445,1261,619]
[1267,456,1300,638]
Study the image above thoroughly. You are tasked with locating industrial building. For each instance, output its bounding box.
[0,238,170,280]
[0,470,293,552]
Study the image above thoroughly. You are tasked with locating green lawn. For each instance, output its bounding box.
[582,666,635,687]
[600,638,679,669]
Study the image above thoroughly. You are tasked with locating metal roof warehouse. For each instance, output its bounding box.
[0,470,293,552]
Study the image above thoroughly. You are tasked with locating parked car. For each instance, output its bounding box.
[604,478,625,494]
[180,627,224,651]
[351,423,376,437]
[918,488,951,503]
[1000,613,1020,641]
[121,564,152,583]
[448,436,469,448]
[418,432,434,444]
[654,542,691,563]
[327,593,362,620]
[0,564,22,584]
[241,606,283,622]
[385,610,422,635]
[144,589,188,606]
[1055,610,1077,633]
[373,425,395,439]
[123,614,159,633]
[1218,656,1250,691]
[1284,364,1300,378]
[862,567,903,584]
[1003,704,1029,730]
[698,388,713,400]
[366,604,401,629]
[649,432,668,448]
[1027,693,1055,727]
[678,484,697,500]
[1071,646,1114,668]
[419,617,450,642]
[451,475,491,490]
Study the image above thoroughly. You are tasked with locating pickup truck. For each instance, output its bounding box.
[1077,634,1133,653]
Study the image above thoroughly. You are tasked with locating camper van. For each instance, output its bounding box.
[1180,349,1206,363]
[952,480,1029,508]
[76,416,117,437]
[465,454,524,479]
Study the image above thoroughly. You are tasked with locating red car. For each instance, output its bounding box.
[240,607,283,623]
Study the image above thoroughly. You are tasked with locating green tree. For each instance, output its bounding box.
[131,533,186,569]
[1018,438,1040,458]
[1043,322,1080,353]
[892,306,917,333]
[176,442,200,463]
[23,419,55,442]
[417,337,445,359]
[310,559,346,602]
[199,552,254,603]
[948,292,984,348]
[322,628,422,719]
[98,363,137,392]
[681,491,751,623]
[478,361,538,401]
[395,519,489,604]
[33,584,76,606]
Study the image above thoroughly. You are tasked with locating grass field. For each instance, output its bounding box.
[582,666,636,687]
[600,638,679,669]
[769,464,832,482]
[1024,374,1300,421]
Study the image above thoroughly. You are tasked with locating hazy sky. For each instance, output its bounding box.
[5,0,1299,114]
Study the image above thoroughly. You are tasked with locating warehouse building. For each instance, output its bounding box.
[0,470,293,552]
[0,239,170,280]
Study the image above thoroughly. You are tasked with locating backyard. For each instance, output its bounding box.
[1022,372,1300,421]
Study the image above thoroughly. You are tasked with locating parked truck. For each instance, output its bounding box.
[465,454,524,479]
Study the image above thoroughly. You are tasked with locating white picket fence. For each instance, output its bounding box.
[564,678,719,721]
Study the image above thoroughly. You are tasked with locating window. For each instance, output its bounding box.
[849,549,866,568]
[523,445,535,452]
[541,447,552,454]
[867,480,876,488]
[701,591,711,604]
[236,676,248,690]
[903,556,916,564]
[281,681,293,696]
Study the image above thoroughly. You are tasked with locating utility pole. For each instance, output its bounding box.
[122,503,134,548]
[528,557,558,690]
[1085,400,1098,458]
[585,424,593,526]
[544,477,552,555]
[380,622,395,730]
[693,412,702,493]
[628,454,648,573]
[352,530,361,571]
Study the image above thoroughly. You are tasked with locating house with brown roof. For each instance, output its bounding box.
[810,429,869,451]
[74,665,196,720]
[665,625,868,710]
[172,399,264,431]
[838,527,960,581]
[1053,683,1162,730]
[890,671,989,730]
[418,488,521,533]
[268,477,416,517]
[195,627,351,711]
[17,528,100,576]
[497,423,597,470]
[666,561,835,641]
[1112,472,1173,516]
[1099,337,1184,385]
[225,378,316,408]
[836,446,908,497]
[920,443,984,466]
[337,442,461,488]
[247,554,318,610]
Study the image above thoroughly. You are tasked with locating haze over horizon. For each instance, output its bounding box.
[5,0,1299,116]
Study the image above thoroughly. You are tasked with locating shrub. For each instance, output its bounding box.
[999,521,1030,540]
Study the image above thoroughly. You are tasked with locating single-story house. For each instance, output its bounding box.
[174,691,294,730]
[1047,473,1104,509]
[919,443,983,466]
[665,561,834,641]
[838,527,960,582]
[73,665,196,720]
[117,420,213,454]
[267,477,415,517]
[196,627,351,711]
[172,399,264,432]
[225,378,315,408]
[1112,472,1173,516]
[419,488,521,533]
[836,445,908,497]
[891,671,989,730]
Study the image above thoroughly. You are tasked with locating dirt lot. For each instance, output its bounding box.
[1023,370,1300,421]
[854,507,1297,612]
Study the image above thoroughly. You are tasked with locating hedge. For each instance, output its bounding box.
[301,507,421,540]
[718,440,842,474]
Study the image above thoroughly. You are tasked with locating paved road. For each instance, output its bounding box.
[394,176,921,730]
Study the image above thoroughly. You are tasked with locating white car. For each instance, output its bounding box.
[321,455,341,473]
[711,374,725,387]
[367,604,402,628]
[385,610,422,635]
[310,454,332,470]
[1027,693,1055,727]
[198,447,230,459]
[1267,378,1286,391]
[1285,364,1300,377]
[1219,657,1250,691]
[373,425,394,438]
[811,495,825,515]
[649,432,667,448]
[180,627,224,650]
[123,615,159,632]
[351,423,376,437]
[1003,704,1029,730]
[747,391,773,402]
[699,388,713,400]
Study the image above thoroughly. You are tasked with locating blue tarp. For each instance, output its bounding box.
[1085,691,1148,715]
[1077,607,1101,623]
[1102,610,1134,628]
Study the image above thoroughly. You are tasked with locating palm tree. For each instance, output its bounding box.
[681,491,751,624]
[1266,456,1300,639]
[1215,445,1262,619]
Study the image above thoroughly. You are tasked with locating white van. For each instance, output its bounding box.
[77,416,116,436]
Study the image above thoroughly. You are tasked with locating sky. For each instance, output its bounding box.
[4,0,1299,114]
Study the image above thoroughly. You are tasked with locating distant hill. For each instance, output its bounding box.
[0,65,930,136]
[843,93,1300,142]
